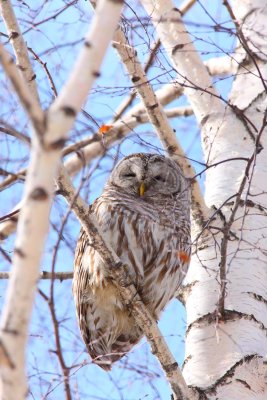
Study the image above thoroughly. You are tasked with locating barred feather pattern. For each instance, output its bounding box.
[73,154,191,370]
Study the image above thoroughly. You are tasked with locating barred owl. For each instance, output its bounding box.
[73,153,191,370]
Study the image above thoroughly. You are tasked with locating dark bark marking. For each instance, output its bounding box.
[0,340,15,369]
[204,355,258,395]
[49,138,66,150]
[235,378,251,390]
[246,291,267,306]
[164,362,179,373]
[92,71,101,78]
[172,7,182,16]
[186,309,267,336]
[147,103,158,110]
[116,128,124,139]
[200,114,209,127]
[18,64,26,72]
[132,76,141,83]
[30,187,49,201]
[171,43,184,55]
[167,145,177,155]
[133,114,142,123]
[108,0,124,3]
[10,31,19,40]
[60,106,77,117]
[14,248,26,258]
[29,74,37,82]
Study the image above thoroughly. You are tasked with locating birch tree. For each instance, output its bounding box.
[0,0,267,399]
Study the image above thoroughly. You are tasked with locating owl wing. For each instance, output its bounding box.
[73,228,114,369]
[73,219,142,370]
[72,229,92,351]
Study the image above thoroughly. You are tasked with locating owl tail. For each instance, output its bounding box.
[88,331,142,370]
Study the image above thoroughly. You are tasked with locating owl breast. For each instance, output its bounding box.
[93,191,190,318]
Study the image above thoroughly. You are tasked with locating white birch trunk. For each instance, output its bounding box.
[140,0,267,397]
[183,1,267,398]
[0,1,123,398]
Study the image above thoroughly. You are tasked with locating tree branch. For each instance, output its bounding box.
[0,271,73,280]
[140,0,225,123]
[0,43,44,135]
[0,0,40,101]
[112,0,197,121]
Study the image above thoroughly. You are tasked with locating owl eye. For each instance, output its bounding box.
[123,172,136,178]
[154,175,164,182]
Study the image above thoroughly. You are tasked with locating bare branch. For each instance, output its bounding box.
[0,271,73,280]
[0,44,44,135]
[0,121,30,145]
[0,0,40,101]
[140,0,225,122]
[112,0,197,121]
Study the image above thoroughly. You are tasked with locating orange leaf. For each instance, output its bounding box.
[177,251,190,263]
[99,124,113,134]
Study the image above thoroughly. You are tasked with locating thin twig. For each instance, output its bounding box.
[112,0,197,121]
[0,0,40,101]
[217,111,267,315]
[0,271,73,280]
[0,43,44,136]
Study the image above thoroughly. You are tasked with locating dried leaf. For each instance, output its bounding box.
[99,124,113,134]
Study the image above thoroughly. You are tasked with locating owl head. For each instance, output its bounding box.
[106,153,188,198]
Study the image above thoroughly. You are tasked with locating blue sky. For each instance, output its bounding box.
[0,1,236,399]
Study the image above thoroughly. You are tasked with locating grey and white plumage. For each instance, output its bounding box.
[73,153,191,370]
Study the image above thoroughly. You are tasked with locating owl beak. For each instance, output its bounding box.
[139,181,146,196]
